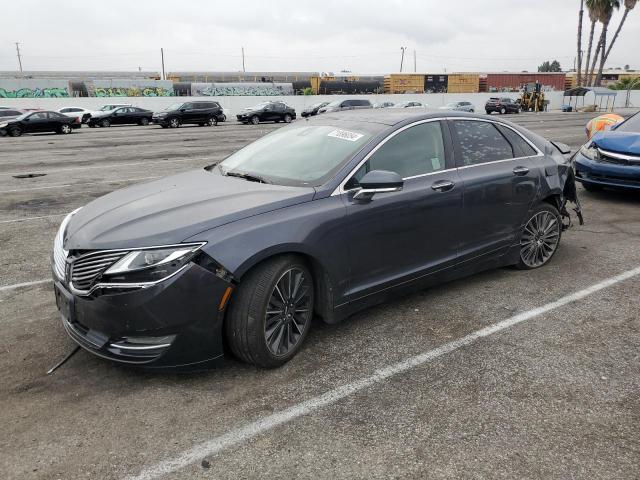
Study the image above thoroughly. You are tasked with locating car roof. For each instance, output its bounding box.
[308,109,484,127]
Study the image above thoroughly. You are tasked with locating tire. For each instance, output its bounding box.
[225,255,314,368]
[582,182,603,192]
[219,114,226,122]
[283,114,293,123]
[59,124,72,134]
[206,116,217,127]
[250,115,260,125]
[516,203,562,270]
[8,127,22,137]
[168,117,180,128]
[100,118,111,128]
[139,117,150,126]
[500,107,507,115]
[88,124,96,128]
[469,109,474,113]
[485,110,491,115]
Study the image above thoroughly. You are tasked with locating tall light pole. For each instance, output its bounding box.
[160,48,165,80]
[15,42,23,74]
[400,46,406,73]
[413,49,416,73]
[241,47,245,73]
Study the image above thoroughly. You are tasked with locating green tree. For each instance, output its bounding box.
[577,0,585,86]
[608,76,640,89]
[583,0,605,86]
[538,60,562,72]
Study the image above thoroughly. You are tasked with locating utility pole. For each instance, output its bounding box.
[160,48,165,80]
[400,47,406,73]
[241,47,245,73]
[15,42,23,74]
[413,49,416,73]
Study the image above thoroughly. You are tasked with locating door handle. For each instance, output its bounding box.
[431,180,455,192]
[513,166,530,176]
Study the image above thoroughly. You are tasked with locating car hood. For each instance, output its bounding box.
[64,169,315,250]
[592,130,640,155]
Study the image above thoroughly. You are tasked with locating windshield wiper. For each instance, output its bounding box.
[224,171,271,184]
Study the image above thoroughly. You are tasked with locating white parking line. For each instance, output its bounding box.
[126,265,640,480]
[0,279,52,293]
[0,214,65,224]
[0,176,159,194]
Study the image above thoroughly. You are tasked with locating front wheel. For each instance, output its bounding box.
[485,110,491,115]
[517,204,562,270]
[101,118,111,128]
[168,117,180,128]
[225,255,314,368]
[283,114,293,123]
[500,107,507,115]
[250,115,260,125]
[8,127,22,137]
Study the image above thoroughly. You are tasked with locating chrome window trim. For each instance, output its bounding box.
[331,118,444,196]
[331,116,543,196]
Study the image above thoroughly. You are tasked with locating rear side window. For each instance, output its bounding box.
[341,100,351,108]
[356,121,446,181]
[0,110,20,116]
[452,120,514,166]
[496,125,538,157]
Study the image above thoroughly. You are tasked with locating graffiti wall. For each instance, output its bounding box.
[0,79,70,98]
[91,80,174,97]
[192,82,294,96]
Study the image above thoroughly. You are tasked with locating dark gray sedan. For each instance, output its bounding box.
[52,111,582,369]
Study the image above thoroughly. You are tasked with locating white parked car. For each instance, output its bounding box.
[438,101,475,113]
[392,101,427,109]
[58,107,93,124]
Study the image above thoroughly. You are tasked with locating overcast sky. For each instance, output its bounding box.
[1,0,639,74]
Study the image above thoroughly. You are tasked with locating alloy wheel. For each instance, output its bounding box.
[169,118,179,128]
[61,125,72,134]
[264,267,312,357]
[251,116,259,125]
[520,211,560,268]
[207,117,217,126]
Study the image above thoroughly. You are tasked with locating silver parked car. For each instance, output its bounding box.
[318,99,373,114]
[439,101,475,113]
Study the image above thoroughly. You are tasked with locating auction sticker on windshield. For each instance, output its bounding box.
[327,129,365,142]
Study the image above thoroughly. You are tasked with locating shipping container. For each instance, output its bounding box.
[425,74,448,93]
[384,74,425,94]
[447,73,480,93]
[485,73,566,92]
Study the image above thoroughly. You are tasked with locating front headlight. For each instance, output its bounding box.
[579,143,600,161]
[0,122,8,128]
[53,207,82,280]
[102,243,205,284]
[155,112,167,117]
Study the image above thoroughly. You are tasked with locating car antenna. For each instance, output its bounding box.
[46,345,81,375]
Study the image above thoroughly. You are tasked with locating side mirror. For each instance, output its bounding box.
[353,170,404,201]
[551,141,572,155]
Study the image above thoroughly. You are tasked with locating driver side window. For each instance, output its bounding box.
[345,121,446,189]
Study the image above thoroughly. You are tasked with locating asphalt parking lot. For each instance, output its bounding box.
[1,111,639,479]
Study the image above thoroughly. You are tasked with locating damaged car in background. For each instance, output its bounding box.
[51,111,582,370]
[574,111,640,191]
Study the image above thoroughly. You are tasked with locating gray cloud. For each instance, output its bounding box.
[0,0,638,74]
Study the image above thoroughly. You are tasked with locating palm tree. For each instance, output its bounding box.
[583,0,604,86]
[593,0,622,86]
[577,0,585,87]
[586,0,620,86]
[595,0,637,85]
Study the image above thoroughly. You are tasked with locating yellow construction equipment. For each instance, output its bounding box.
[519,82,547,112]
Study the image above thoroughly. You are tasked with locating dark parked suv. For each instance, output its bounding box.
[152,101,222,128]
[485,97,520,115]
[236,101,296,125]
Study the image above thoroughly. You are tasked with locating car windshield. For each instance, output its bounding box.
[326,100,342,107]
[164,103,183,111]
[246,102,270,110]
[100,105,119,111]
[217,125,372,187]
[14,112,32,120]
[615,112,640,133]
[446,103,457,107]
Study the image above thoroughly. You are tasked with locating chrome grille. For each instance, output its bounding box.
[70,251,128,292]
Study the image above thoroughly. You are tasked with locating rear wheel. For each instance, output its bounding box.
[168,117,180,128]
[225,255,314,368]
[517,204,562,270]
[101,118,111,128]
[206,116,217,127]
[8,127,22,137]
[500,107,507,115]
[250,115,260,125]
[139,117,150,126]
[59,124,72,134]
